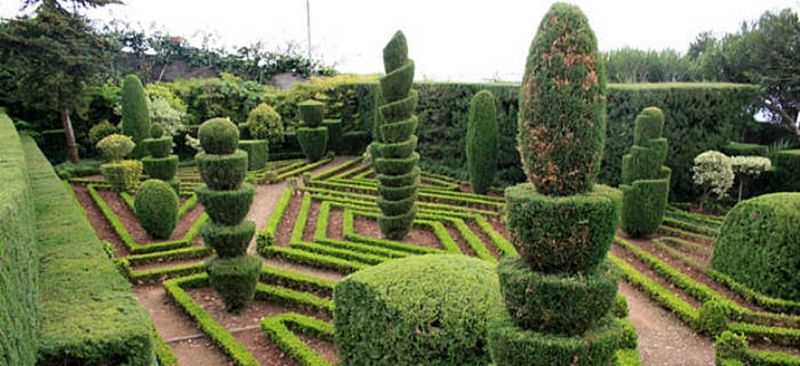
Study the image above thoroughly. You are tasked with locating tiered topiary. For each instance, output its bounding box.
[466,90,498,194]
[135,179,178,239]
[488,4,624,365]
[121,74,152,158]
[620,107,671,238]
[142,124,181,194]
[195,117,261,312]
[372,31,419,240]
[295,100,329,162]
[97,133,143,192]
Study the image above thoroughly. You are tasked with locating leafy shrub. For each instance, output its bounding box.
[200,221,255,258]
[145,82,187,113]
[96,133,135,161]
[207,255,262,313]
[692,150,734,200]
[721,142,768,157]
[121,74,152,158]
[712,192,800,301]
[134,179,178,239]
[775,149,800,191]
[195,184,255,225]
[198,117,239,154]
[296,127,329,162]
[730,155,771,201]
[697,300,732,337]
[142,155,178,181]
[466,90,498,194]
[89,120,118,145]
[101,160,143,192]
[195,151,248,190]
[334,255,503,366]
[246,103,284,144]
[149,98,185,137]
[238,140,268,171]
[298,99,325,127]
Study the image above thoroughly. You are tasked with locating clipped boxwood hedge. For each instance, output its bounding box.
[196,150,248,190]
[334,254,503,366]
[201,221,255,258]
[711,192,800,301]
[775,149,800,191]
[135,179,179,239]
[207,255,262,312]
[144,136,173,158]
[195,183,255,225]
[720,142,768,157]
[142,155,178,180]
[296,126,329,162]
[238,140,268,171]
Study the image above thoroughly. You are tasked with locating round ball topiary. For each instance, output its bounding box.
[207,255,262,313]
[497,256,619,335]
[517,3,607,196]
[134,179,178,239]
[334,254,503,366]
[198,117,239,154]
[711,193,800,301]
[504,183,621,273]
[195,183,255,225]
[200,221,255,258]
[195,150,248,190]
[150,123,164,138]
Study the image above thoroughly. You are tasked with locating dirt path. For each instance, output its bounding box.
[619,281,715,366]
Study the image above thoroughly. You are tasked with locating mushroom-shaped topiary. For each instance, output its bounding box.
[97,134,143,192]
[135,179,178,239]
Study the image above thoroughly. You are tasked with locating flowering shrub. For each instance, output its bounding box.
[692,151,734,200]
[149,98,185,136]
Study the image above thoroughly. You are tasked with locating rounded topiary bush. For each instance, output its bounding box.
[207,255,262,312]
[498,256,618,335]
[97,133,135,162]
[517,3,607,196]
[198,118,239,154]
[195,150,248,190]
[195,183,255,225]
[334,254,503,366]
[150,123,164,138]
[504,183,621,273]
[466,90,498,194]
[121,74,152,158]
[246,103,284,144]
[134,179,178,239]
[711,193,800,301]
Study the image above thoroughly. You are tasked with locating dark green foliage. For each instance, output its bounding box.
[135,179,178,239]
[238,140,268,171]
[89,120,118,144]
[504,183,621,273]
[373,30,419,240]
[150,123,164,138]
[497,257,618,335]
[323,119,342,151]
[612,296,629,318]
[144,136,173,157]
[207,255,262,312]
[334,255,503,366]
[517,3,607,196]
[711,193,800,301]
[121,74,152,158]
[298,99,325,127]
[195,184,255,225]
[296,127,329,162]
[775,150,800,191]
[101,159,143,192]
[697,300,732,337]
[488,316,623,366]
[201,221,255,258]
[720,142,768,157]
[466,90,498,194]
[142,155,178,181]
[198,117,240,154]
[620,107,671,238]
[195,150,248,190]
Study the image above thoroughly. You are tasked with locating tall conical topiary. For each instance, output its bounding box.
[372,31,419,240]
[195,117,261,313]
[121,74,152,158]
[488,4,624,365]
[620,107,671,237]
[466,90,498,194]
[296,100,329,162]
[142,125,180,194]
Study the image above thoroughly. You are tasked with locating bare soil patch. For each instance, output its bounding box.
[352,215,440,249]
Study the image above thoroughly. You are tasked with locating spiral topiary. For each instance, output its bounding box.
[620,107,671,238]
[489,4,623,366]
[373,31,419,240]
[134,179,178,239]
[296,100,329,162]
[466,90,498,194]
[195,117,261,313]
[121,74,152,158]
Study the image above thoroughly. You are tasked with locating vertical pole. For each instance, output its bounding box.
[306,0,312,60]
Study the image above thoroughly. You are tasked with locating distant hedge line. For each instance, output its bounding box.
[336,81,758,201]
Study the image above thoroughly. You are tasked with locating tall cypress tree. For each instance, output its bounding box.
[121,74,152,158]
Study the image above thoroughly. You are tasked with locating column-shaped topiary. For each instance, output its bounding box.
[121,74,152,158]
[195,117,261,313]
[142,124,181,194]
[466,90,498,194]
[488,4,624,366]
[372,31,419,240]
[620,107,671,238]
[296,100,329,162]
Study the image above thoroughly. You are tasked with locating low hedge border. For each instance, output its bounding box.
[261,312,334,366]
[152,321,178,366]
[662,216,720,237]
[716,331,800,366]
[247,156,333,184]
[665,206,724,227]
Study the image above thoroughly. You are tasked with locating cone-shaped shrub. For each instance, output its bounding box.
[466,90,498,194]
[135,179,178,239]
[195,117,260,313]
[373,31,419,240]
[121,75,151,158]
[620,107,671,238]
[489,4,622,366]
[296,100,329,162]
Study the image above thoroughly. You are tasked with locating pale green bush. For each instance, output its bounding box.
[692,150,734,200]
[730,155,772,201]
[96,134,135,161]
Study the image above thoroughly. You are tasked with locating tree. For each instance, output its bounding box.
[0,0,116,162]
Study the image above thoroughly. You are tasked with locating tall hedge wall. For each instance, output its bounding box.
[0,110,39,366]
[342,82,757,201]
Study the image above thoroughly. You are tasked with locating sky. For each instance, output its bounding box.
[1,0,798,82]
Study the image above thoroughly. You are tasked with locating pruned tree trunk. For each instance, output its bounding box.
[61,107,80,163]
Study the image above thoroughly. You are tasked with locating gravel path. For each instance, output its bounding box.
[619,281,715,366]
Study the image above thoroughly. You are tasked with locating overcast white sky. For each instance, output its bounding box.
[1,0,798,81]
